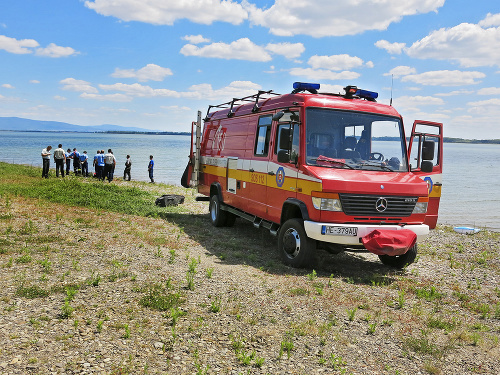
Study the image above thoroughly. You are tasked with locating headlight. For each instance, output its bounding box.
[412,201,428,214]
[312,197,342,211]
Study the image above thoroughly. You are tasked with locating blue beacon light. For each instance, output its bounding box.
[293,82,320,91]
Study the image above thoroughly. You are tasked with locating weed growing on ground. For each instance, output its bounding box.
[210,295,222,313]
[279,332,294,359]
[139,283,185,311]
[347,307,357,321]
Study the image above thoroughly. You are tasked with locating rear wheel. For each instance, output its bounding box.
[378,244,417,268]
[209,195,228,227]
[278,218,316,268]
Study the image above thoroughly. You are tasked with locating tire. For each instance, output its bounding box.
[209,194,228,227]
[378,244,417,269]
[278,218,316,268]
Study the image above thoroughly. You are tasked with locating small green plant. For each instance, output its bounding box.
[347,307,357,321]
[307,269,317,281]
[16,284,50,299]
[169,307,186,326]
[397,290,405,309]
[154,246,163,258]
[329,353,346,370]
[60,301,74,319]
[237,349,255,365]
[206,268,214,279]
[65,286,79,302]
[210,295,222,313]
[122,324,131,339]
[87,271,101,287]
[367,322,377,335]
[39,257,52,273]
[15,253,32,264]
[168,249,176,263]
[279,333,294,359]
[97,320,104,332]
[139,283,185,311]
[414,286,444,301]
[186,271,195,290]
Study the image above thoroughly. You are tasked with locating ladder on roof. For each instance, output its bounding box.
[204,89,280,121]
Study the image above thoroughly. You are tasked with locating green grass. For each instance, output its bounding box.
[139,283,185,311]
[0,162,182,217]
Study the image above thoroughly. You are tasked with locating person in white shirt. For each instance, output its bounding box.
[41,145,52,178]
[104,149,116,182]
[53,144,66,177]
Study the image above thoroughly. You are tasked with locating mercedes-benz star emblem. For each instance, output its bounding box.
[375,198,388,212]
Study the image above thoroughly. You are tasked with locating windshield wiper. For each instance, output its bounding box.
[315,158,355,169]
[357,162,394,171]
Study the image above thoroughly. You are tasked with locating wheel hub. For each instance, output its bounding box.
[283,229,300,258]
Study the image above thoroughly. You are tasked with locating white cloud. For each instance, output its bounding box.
[35,43,78,58]
[1,84,14,89]
[308,54,364,70]
[184,81,262,101]
[246,0,445,37]
[478,13,500,27]
[30,80,40,84]
[435,89,474,97]
[477,87,500,95]
[54,95,67,101]
[84,0,248,25]
[180,38,271,62]
[99,83,181,98]
[289,68,360,81]
[0,35,78,57]
[394,95,445,108]
[406,16,500,67]
[60,78,99,94]
[319,84,345,94]
[80,92,133,102]
[384,66,417,78]
[375,40,406,54]
[0,35,39,54]
[401,70,485,86]
[265,42,305,59]
[182,35,211,44]
[161,105,191,112]
[111,64,173,82]
[467,98,500,117]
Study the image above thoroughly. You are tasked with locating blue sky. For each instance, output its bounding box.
[1,0,500,138]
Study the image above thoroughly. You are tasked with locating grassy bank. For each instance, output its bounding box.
[0,161,499,374]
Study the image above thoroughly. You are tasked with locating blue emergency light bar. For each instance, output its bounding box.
[293,82,320,91]
[356,88,378,100]
[292,82,320,94]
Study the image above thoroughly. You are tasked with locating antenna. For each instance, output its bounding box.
[390,74,393,106]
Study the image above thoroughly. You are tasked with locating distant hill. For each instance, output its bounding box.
[0,117,152,133]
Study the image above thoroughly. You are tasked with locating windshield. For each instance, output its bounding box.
[305,108,408,172]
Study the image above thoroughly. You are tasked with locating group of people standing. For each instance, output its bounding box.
[41,145,155,183]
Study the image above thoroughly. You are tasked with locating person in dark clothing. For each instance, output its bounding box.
[124,155,132,181]
[41,145,52,178]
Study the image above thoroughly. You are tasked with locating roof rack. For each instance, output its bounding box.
[204,89,280,121]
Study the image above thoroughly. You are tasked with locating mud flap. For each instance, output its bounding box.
[361,229,417,256]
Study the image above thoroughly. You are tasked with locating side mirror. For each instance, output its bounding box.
[279,128,291,150]
[272,111,284,122]
[277,150,290,163]
[421,160,433,173]
[422,140,435,161]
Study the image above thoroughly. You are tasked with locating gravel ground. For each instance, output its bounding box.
[0,190,499,375]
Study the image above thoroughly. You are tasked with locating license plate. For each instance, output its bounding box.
[322,226,358,236]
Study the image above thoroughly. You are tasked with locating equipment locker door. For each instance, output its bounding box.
[408,120,444,229]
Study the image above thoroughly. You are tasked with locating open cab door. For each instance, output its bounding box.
[408,120,443,229]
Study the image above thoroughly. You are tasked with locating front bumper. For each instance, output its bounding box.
[303,221,429,246]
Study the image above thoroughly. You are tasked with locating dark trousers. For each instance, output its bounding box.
[73,159,80,174]
[42,159,50,178]
[66,159,71,174]
[104,164,114,182]
[81,161,88,177]
[95,165,103,180]
[55,159,65,177]
[124,168,131,181]
[149,169,154,182]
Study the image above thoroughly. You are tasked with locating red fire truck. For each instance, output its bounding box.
[182,82,443,268]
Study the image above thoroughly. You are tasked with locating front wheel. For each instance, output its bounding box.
[278,219,316,268]
[378,244,417,269]
[209,195,228,227]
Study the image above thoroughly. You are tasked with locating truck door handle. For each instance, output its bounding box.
[268,171,275,176]
[249,168,254,172]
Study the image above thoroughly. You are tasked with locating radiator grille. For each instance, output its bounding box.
[339,194,417,217]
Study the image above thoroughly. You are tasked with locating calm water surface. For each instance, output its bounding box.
[1,131,499,231]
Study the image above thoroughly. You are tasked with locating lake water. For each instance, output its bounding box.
[1,131,499,231]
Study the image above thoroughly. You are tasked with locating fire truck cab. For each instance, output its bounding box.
[182,82,443,268]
